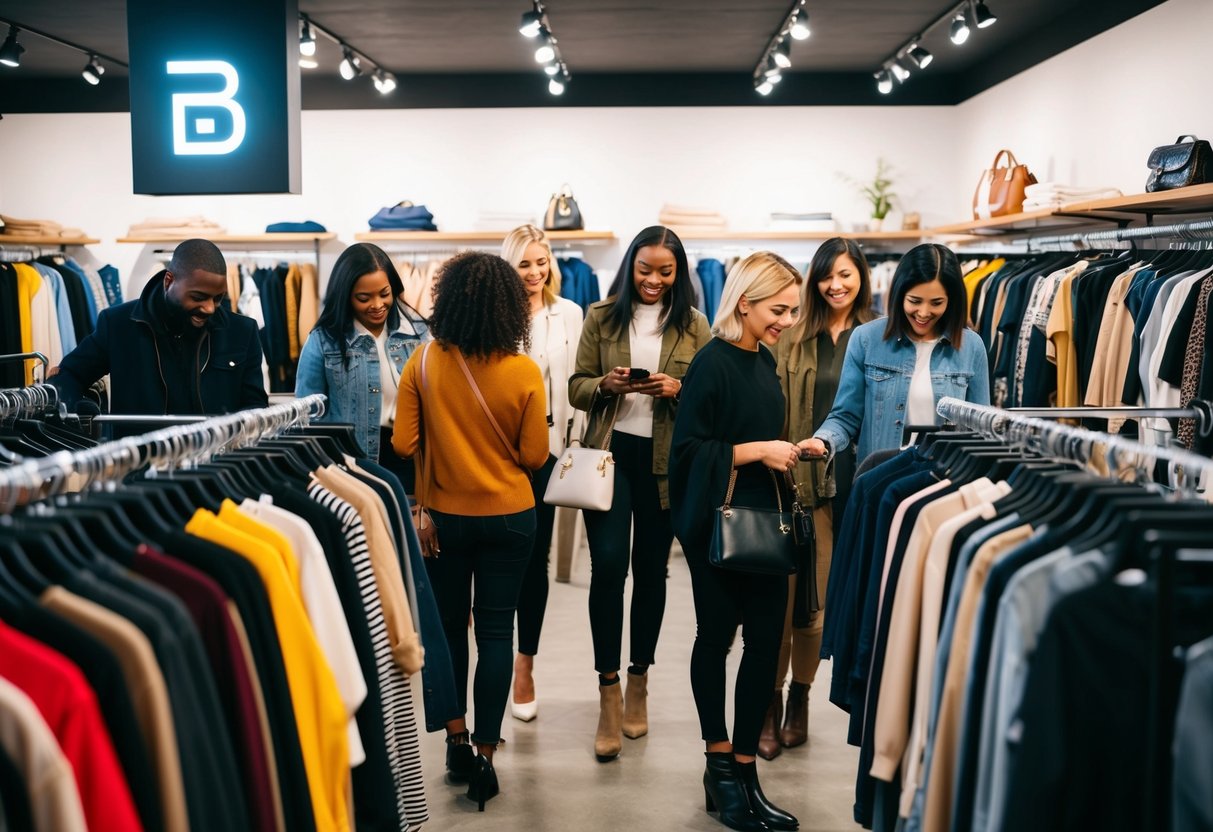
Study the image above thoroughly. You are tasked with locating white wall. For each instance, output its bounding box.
[0,105,959,289]
[956,0,1213,215]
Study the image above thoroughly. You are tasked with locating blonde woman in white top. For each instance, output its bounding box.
[502,224,584,721]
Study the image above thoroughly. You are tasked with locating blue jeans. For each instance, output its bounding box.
[427,508,536,745]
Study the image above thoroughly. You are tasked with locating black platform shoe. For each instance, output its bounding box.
[445,732,474,784]
[466,753,500,811]
[703,752,770,832]
[735,760,799,830]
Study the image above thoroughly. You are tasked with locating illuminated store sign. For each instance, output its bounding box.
[127,0,301,194]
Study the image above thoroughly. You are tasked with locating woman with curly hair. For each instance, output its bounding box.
[569,225,711,762]
[392,251,550,811]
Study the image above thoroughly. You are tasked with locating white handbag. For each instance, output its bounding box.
[543,397,617,511]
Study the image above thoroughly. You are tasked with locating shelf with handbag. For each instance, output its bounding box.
[0,233,100,246]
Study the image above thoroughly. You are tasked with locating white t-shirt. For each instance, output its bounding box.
[906,338,940,428]
[613,302,664,438]
[354,321,400,427]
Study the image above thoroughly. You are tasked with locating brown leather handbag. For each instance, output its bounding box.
[972,149,1037,220]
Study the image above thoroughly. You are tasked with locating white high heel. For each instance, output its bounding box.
[511,699,538,722]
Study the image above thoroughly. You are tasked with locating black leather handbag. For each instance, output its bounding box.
[708,469,800,576]
[1146,135,1213,193]
[543,184,584,231]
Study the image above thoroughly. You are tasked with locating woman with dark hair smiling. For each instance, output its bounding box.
[296,242,428,484]
[569,225,711,762]
[799,243,989,463]
[392,251,549,811]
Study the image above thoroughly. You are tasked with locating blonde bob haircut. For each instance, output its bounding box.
[501,224,563,306]
[711,251,804,343]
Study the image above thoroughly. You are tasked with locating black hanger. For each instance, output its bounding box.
[299,424,363,458]
[0,537,50,598]
[89,487,181,539]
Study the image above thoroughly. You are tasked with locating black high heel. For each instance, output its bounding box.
[466,753,499,811]
[445,732,474,784]
[735,760,799,830]
[703,752,770,831]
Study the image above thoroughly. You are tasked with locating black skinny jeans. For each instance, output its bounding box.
[426,508,536,745]
[683,536,788,757]
[516,454,558,656]
[582,431,675,674]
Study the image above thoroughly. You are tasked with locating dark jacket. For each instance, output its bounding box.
[52,271,268,415]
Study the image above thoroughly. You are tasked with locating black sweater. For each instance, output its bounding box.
[670,337,790,551]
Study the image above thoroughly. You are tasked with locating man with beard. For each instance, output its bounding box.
[51,238,268,416]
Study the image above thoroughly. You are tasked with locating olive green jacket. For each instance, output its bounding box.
[774,333,837,508]
[568,299,712,509]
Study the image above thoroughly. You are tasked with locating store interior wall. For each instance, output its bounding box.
[0,0,1206,293]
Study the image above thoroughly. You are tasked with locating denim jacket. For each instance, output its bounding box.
[813,319,990,463]
[296,308,429,459]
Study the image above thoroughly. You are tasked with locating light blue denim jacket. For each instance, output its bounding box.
[813,318,990,462]
[296,308,429,459]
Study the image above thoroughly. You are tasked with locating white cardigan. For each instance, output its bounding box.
[527,296,585,457]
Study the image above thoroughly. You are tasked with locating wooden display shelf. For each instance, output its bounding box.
[929,209,1099,237]
[355,229,616,243]
[672,229,926,242]
[0,234,99,245]
[1056,182,1213,218]
[117,232,337,244]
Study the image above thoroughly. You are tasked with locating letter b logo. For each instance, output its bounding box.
[168,60,247,156]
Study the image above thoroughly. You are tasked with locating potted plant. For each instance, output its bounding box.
[845,158,896,232]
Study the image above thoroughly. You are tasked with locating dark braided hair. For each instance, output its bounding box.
[429,251,532,359]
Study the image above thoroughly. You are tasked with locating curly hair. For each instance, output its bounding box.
[429,251,532,359]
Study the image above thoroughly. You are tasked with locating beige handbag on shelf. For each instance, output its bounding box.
[971,149,1037,220]
[544,396,617,511]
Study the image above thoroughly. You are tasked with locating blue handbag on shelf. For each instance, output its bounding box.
[368,201,437,231]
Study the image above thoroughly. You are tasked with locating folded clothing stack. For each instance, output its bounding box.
[0,214,85,238]
[767,211,838,232]
[127,216,227,236]
[474,211,539,231]
[369,202,438,231]
[265,220,327,233]
[658,203,727,234]
[1021,182,1123,211]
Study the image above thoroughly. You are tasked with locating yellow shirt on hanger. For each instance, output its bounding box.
[963,258,1005,317]
[1046,268,1083,409]
[13,263,39,384]
[186,506,351,832]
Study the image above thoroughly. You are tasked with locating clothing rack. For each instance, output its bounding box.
[0,383,59,421]
[1006,402,1213,438]
[937,397,1213,490]
[0,393,327,512]
[1026,216,1213,251]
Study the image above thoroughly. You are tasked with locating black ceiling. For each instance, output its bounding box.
[0,0,1167,111]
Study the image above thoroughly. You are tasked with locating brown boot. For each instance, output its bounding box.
[622,671,649,739]
[595,680,623,762]
[780,681,809,748]
[758,690,784,760]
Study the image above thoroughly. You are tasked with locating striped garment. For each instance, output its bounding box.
[308,481,429,830]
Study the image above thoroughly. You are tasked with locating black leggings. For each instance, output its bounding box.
[582,431,674,674]
[516,454,557,656]
[683,536,788,757]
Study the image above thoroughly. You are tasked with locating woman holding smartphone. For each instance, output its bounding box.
[569,225,711,762]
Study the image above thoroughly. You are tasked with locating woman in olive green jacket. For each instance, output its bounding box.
[568,225,711,762]
[761,238,878,759]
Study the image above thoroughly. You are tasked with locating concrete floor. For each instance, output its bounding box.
[413,542,860,831]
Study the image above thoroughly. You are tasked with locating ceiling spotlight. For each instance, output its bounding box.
[772,39,792,69]
[519,9,544,37]
[769,72,783,84]
[949,13,971,45]
[973,1,997,28]
[908,44,933,69]
[0,26,23,68]
[339,48,361,80]
[762,57,783,78]
[790,12,811,40]
[544,60,560,76]
[373,70,397,94]
[875,70,893,95]
[81,54,104,85]
[534,29,556,64]
[756,79,775,96]
[299,56,319,69]
[299,20,316,57]
[890,61,911,83]
[548,76,566,95]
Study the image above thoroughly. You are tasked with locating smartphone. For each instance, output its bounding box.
[628,368,651,381]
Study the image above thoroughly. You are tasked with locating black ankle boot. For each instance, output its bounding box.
[735,760,799,830]
[703,752,770,832]
[445,732,474,783]
[466,753,499,811]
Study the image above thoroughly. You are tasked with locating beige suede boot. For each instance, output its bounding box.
[595,681,623,762]
[622,671,649,739]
